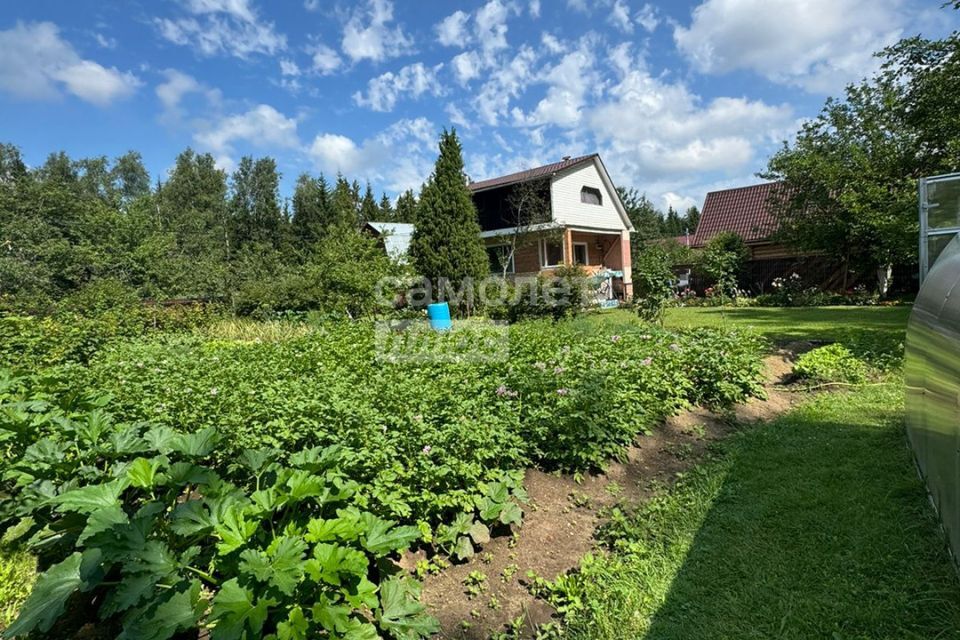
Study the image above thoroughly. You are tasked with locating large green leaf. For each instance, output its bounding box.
[170,500,215,537]
[118,579,205,640]
[359,513,420,556]
[376,577,439,640]
[210,578,274,640]
[499,501,522,526]
[303,543,368,586]
[127,456,164,489]
[172,427,219,458]
[214,502,259,555]
[284,470,325,501]
[305,514,364,544]
[275,606,308,640]
[311,594,353,634]
[343,576,379,610]
[5,549,101,637]
[53,479,127,515]
[78,503,129,545]
[238,535,306,596]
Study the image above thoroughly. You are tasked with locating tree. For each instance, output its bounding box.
[394,189,417,224]
[359,182,379,225]
[330,174,359,229]
[763,6,960,294]
[378,193,394,221]
[683,205,700,234]
[632,244,675,323]
[496,178,550,277]
[292,173,330,247]
[701,232,749,301]
[409,128,488,311]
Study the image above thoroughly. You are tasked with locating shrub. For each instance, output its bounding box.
[484,265,591,323]
[793,344,869,383]
[632,245,675,322]
[701,232,749,300]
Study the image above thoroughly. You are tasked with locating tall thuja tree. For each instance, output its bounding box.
[409,128,488,310]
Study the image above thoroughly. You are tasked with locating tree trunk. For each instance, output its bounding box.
[877,263,893,298]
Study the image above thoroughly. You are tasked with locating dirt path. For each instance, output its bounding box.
[419,347,803,639]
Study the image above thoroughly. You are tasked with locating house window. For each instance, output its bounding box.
[539,238,564,268]
[573,242,589,266]
[486,245,515,274]
[580,186,602,206]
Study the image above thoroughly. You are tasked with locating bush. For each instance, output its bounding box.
[484,265,591,322]
[793,344,869,383]
[632,245,675,322]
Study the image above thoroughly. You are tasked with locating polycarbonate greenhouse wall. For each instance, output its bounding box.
[907,174,960,567]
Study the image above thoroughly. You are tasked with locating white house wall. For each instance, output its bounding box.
[550,161,627,231]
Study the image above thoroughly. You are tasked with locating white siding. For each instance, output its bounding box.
[550,161,627,231]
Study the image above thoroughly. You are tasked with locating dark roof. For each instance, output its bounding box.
[468,154,597,192]
[692,181,783,247]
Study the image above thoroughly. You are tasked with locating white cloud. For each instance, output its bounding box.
[587,45,793,179]
[451,51,482,86]
[353,62,444,112]
[514,42,597,128]
[279,59,300,76]
[636,3,659,32]
[0,22,140,106]
[303,0,320,10]
[608,0,633,33]
[156,68,220,120]
[475,45,538,126]
[307,118,437,192]
[529,0,541,17]
[94,33,117,49]
[663,192,698,212]
[341,0,413,63]
[156,0,285,59]
[436,10,469,47]
[674,0,906,93]
[310,44,342,74]
[195,104,300,158]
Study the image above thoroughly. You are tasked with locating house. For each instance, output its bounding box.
[468,154,635,301]
[688,181,834,293]
[363,221,414,262]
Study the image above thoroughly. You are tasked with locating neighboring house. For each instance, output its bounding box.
[364,221,414,263]
[468,154,635,301]
[688,182,843,292]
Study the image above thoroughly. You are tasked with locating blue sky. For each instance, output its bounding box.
[1,0,956,211]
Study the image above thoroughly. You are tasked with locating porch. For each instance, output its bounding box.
[483,227,633,300]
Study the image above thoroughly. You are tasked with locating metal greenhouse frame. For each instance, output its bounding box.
[919,172,960,284]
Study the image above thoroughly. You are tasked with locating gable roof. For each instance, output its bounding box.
[364,221,414,257]
[468,154,597,193]
[692,182,782,247]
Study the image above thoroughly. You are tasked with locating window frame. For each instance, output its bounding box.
[486,244,515,275]
[580,186,603,206]
[539,237,565,268]
[572,241,589,266]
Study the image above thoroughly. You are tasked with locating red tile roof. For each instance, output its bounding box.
[692,181,783,247]
[468,154,597,192]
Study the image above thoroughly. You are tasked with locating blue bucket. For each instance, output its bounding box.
[427,302,452,331]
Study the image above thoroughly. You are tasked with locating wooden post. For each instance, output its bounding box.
[563,228,573,266]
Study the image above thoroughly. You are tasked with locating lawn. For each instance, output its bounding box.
[554,384,960,639]
[662,304,912,344]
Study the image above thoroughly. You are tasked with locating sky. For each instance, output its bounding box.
[0,0,957,212]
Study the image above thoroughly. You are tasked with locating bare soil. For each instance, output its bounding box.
[418,348,802,639]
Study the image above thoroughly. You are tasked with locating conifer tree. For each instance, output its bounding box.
[358,182,379,225]
[394,189,417,224]
[378,193,394,222]
[409,128,488,308]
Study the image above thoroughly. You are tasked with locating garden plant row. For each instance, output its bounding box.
[0,317,765,639]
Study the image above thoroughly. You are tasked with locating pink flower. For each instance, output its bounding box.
[496,385,509,397]
[669,343,680,352]
[554,366,565,375]
[641,357,653,366]
[421,445,432,455]
[556,388,569,396]
[611,335,621,343]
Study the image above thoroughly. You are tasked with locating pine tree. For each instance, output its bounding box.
[409,128,488,309]
[394,189,417,224]
[378,193,394,222]
[358,182,379,224]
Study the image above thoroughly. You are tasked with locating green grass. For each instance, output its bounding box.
[662,305,912,344]
[0,547,35,631]
[557,385,960,639]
